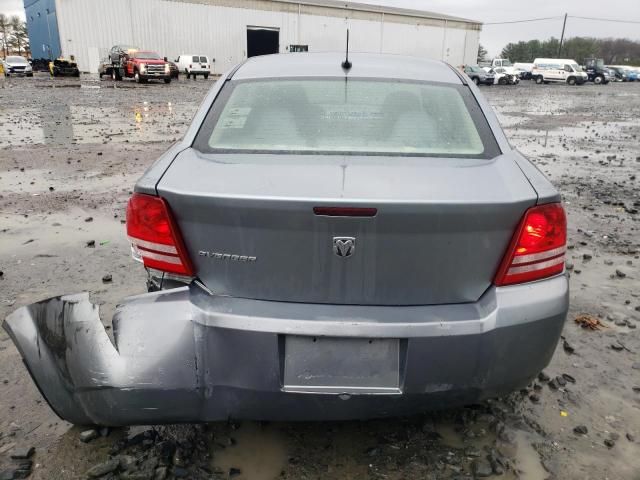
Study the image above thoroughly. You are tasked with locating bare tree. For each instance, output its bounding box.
[9,16,29,56]
[0,14,10,58]
[477,44,488,63]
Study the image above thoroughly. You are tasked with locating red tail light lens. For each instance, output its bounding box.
[126,193,194,276]
[494,203,566,286]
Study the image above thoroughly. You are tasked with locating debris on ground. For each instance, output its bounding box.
[574,314,608,331]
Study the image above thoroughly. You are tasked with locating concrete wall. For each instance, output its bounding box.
[24,0,62,59]
[54,0,480,73]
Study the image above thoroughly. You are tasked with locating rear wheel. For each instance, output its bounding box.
[111,68,121,81]
[164,78,171,84]
[204,73,209,80]
[535,75,543,84]
[135,71,146,84]
[473,77,480,86]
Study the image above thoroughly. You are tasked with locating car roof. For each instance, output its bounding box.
[232,52,462,84]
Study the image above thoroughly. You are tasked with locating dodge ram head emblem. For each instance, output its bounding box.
[333,237,356,257]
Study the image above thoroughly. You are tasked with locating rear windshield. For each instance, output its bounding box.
[194,78,499,158]
[193,56,208,63]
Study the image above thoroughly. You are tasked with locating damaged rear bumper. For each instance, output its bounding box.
[3,276,568,426]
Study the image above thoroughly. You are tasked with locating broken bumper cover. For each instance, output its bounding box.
[3,276,568,425]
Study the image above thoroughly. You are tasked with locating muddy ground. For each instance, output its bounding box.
[0,74,638,480]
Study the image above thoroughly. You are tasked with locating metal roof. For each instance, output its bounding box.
[233,52,462,83]
[272,0,481,25]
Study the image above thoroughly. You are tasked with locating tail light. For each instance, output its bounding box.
[494,203,566,286]
[126,193,194,276]
[189,64,192,69]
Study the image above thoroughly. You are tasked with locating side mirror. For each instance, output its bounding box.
[164,57,168,62]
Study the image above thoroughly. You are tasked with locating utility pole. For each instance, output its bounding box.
[558,13,568,57]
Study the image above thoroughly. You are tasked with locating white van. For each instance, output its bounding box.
[175,55,211,79]
[532,58,588,85]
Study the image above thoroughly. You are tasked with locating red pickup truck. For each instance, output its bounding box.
[110,45,171,84]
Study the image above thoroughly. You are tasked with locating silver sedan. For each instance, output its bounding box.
[4,52,568,425]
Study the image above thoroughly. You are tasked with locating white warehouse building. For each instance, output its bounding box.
[26,0,482,74]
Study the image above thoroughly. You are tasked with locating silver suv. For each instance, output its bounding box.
[4,53,568,426]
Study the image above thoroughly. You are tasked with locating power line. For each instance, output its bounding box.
[569,15,640,25]
[484,16,562,25]
[484,15,640,26]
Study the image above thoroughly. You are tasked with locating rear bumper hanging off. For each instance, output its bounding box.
[3,276,568,426]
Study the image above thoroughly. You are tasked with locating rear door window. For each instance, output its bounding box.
[199,56,208,63]
[192,56,200,63]
[194,78,500,158]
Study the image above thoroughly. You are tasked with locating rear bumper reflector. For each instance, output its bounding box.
[128,236,178,254]
[134,247,183,265]
[507,254,565,275]
[511,246,566,264]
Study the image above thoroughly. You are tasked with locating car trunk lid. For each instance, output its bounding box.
[156,149,537,305]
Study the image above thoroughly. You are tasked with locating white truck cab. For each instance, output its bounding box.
[532,58,588,85]
[175,55,211,79]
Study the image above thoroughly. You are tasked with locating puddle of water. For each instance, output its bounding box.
[0,101,196,147]
[213,422,288,480]
[508,431,548,480]
[434,423,465,449]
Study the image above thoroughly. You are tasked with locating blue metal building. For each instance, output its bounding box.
[24,0,61,60]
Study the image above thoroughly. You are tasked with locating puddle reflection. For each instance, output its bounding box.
[0,101,196,147]
[213,422,288,480]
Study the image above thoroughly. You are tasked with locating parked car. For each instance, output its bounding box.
[492,67,519,85]
[4,52,569,425]
[605,67,623,82]
[607,66,628,82]
[98,58,113,78]
[513,63,534,80]
[2,55,33,77]
[109,44,139,65]
[624,68,638,82]
[176,54,211,79]
[49,58,80,77]
[463,65,494,85]
[532,58,588,85]
[167,59,179,79]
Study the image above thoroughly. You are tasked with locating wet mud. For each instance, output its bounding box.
[1,75,639,479]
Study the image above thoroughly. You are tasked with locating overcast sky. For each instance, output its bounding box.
[1,0,639,56]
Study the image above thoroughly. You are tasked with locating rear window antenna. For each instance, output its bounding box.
[341,29,352,71]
